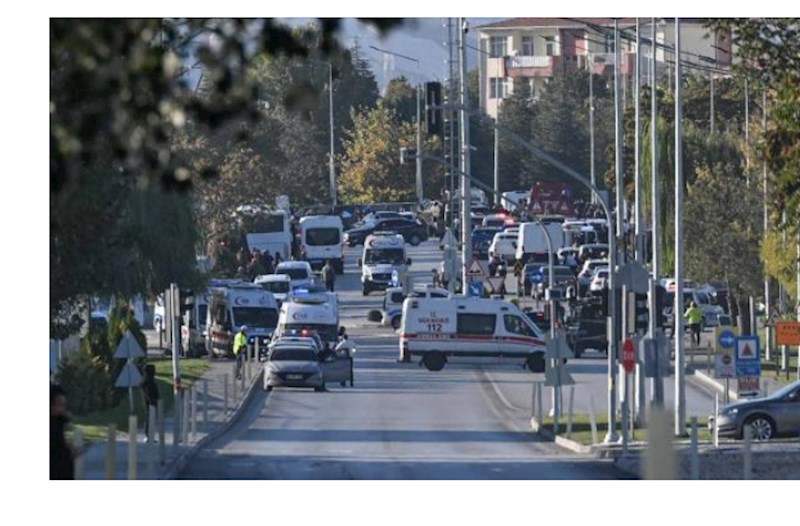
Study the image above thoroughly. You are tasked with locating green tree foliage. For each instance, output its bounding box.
[707,18,800,226]
[383,76,417,124]
[684,136,763,313]
[761,230,799,305]
[55,349,114,416]
[338,104,442,203]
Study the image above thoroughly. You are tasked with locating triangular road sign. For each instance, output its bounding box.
[467,259,485,277]
[115,361,143,388]
[545,362,575,386]
[113,330,145,359]
[486,276,505,293]
[765,308,781,327]
[741,343,754,358]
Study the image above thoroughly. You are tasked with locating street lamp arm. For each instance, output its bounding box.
[428,103,613,225]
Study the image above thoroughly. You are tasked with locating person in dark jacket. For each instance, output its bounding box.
[141,364,159,442]
[50,384,75,480]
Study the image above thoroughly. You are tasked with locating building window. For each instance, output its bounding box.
[604,34,615,53]
[544,37,557,56]
[522,36,535,56]
[489,78,509,99]
[490,36,507,58]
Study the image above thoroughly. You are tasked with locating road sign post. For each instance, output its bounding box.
[735,336,761,397]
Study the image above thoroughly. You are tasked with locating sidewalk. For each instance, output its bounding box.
[76,356,262,480]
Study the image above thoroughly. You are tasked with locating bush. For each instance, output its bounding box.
[55,349,113,415]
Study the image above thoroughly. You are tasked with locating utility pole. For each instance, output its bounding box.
[328,63,337,209]
[493,73,500,207]
[458,18,473,294]
[589,55,596,199]
[416,81,424,203]
[634,18,643,263]
[605,18,623,444]
[763,90,772,361]
[674,17,687,437]
[649,17,663,406]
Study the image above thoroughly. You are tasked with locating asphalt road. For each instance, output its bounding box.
[177,240,633,480]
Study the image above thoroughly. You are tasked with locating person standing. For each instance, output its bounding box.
[233,326,248,380]
[684,301,703,347]
[321,260,335,292]
[50,384,76,480]
[140,364,159,442]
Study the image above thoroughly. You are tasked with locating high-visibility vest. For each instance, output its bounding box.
[233,332,247,355]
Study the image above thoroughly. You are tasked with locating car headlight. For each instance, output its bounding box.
[723,408,738,416]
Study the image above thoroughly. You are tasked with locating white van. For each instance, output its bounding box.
[275,295,339,345]
[275,261,314,290]
[299,215,344,274]
[205,284,279,357]
[181,291,209,357]
[488,231,518,264]
[399,297,547,372]
[358,233,411,296]
[515,222,565,265]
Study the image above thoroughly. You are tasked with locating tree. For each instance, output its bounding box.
[383,76,417,123]
[707,18,800,226]
[684,137,763,320]
[338,104,442,203]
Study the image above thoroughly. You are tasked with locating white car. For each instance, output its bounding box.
[578,259,609,293]
[254,274,293,307]
[274,261,314,290]
[488,231,518,264]
[589,267,610,295]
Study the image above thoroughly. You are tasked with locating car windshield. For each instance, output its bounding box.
[365,248,405,265]
[283,323,337,342]
[260,281,290,294]
[277,268,308,280]
[270,347,317,362]
[306,228,340,246]
[768,380,800,400]
[232,307,278,328]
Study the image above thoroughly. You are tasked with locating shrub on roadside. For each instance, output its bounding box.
[55,349,113,415]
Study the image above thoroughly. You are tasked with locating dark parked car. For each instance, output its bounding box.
[708,380,800,441]
[344,217,429,247]
[566,301,607,358]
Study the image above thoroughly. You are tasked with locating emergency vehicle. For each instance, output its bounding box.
[275,294,340,345]
[380,285,450,330]
[299,215,344,274]
[399,297,547,372]
[205,283,279,358]
[358,232,411,296]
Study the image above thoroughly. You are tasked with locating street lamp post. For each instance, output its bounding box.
[309,59,337,210]
[458,18,473,295]
[674,17,687,437]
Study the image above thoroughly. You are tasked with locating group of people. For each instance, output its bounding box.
[237,247,283,281]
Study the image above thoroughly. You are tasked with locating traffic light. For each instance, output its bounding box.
[634,292,649,333]
[425,81,442,135]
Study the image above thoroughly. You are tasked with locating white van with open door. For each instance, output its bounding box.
[399,297,547,372]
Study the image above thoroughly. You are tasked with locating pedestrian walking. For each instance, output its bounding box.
[274,251,283,267]
[51,384,77,480]
[321,259,335,292]
[684,301,703,347]
[140,364,159,442]
[233,326,248,380]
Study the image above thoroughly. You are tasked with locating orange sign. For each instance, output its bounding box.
[776,321,800,346]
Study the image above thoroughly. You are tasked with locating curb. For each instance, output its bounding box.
[530,417,595,455]
[160,369,264,480]
[692,370,739,401]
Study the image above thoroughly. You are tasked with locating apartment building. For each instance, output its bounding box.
[478,18,732,118]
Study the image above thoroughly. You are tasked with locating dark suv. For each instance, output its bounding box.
[345,218,429,247]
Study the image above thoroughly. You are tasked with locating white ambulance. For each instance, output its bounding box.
[275,294,340,345]
[205,283,279,358]
[299,215,344,274]
[358,232,411,296]
[399,297,547,372]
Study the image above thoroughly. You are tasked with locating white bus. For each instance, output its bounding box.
[236,205,292,261]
